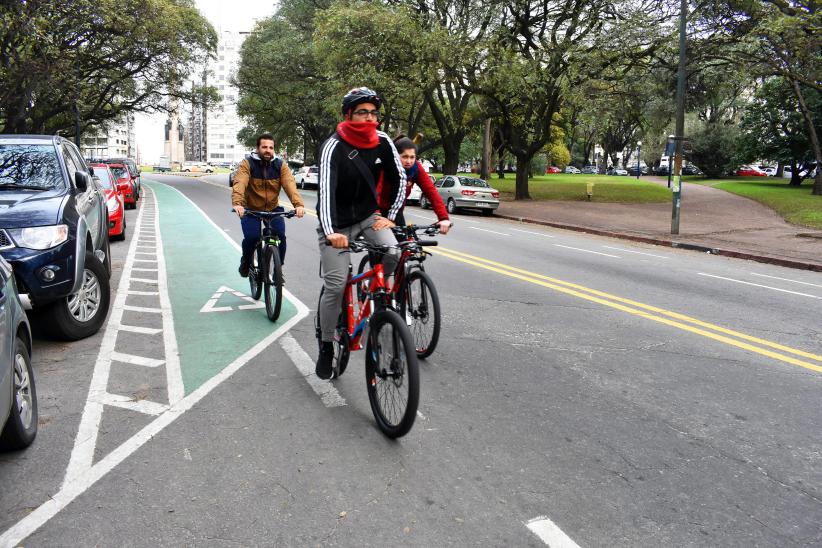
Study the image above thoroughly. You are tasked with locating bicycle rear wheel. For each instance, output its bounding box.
[315,287,350,377]
[401,270,441,359]
[264,245,283,321]
[365,309,419,438]
[248,246,263,300]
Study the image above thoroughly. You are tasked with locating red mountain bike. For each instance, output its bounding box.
[315,240,420,438]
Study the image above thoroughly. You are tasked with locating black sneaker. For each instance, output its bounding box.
[238,260,249,278]
[316,341,334,380]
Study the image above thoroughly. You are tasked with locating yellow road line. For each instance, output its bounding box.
[430,246,822,373]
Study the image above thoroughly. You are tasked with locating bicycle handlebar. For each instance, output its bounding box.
[231,208,298,219]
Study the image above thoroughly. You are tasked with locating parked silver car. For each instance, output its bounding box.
[0,255,36,451]
[435,175,500,216]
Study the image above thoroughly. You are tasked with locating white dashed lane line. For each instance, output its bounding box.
[698,272,821,299]
[554,244,621,258]
[750,272,822,288]
[602,245,670,259]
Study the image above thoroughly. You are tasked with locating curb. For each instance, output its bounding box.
[495,213,822,273]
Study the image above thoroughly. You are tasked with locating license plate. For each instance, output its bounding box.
[475,202,489,207]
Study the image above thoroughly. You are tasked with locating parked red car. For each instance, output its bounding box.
[735,165,767,177]
[545,166,561,174]
[107,163,137,208]
[90,164,126,240]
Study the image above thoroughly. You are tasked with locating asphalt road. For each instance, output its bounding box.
[1,173,820,547]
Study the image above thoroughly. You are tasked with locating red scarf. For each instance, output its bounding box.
[337,120,379,148]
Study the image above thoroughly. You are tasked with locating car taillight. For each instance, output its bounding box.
[491,191,499,198]
[461,190,476,196]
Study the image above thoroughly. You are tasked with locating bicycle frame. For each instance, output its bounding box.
[345,261,391,351]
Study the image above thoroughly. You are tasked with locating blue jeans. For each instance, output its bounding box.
[241,206,287,265]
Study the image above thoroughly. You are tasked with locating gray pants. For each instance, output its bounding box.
[317,213,399,342]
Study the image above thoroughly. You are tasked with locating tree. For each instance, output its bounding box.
[702,0,822,194]
[739,77,821,185]
[0,0,217,137]
[234,5,338,164]
[688,122,743,177]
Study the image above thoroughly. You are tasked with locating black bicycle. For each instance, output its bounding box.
[238,209,296,321]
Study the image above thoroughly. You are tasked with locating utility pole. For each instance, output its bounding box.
[672,0,687,234]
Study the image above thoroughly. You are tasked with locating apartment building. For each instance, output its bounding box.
[206,29,249,165]
[80,114,138,161]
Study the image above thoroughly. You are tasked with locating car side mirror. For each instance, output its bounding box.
[74,171,89,191]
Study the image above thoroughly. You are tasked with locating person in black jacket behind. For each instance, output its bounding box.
[314,87,406,379]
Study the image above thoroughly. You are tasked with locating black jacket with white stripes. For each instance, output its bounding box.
[316,131,406,236]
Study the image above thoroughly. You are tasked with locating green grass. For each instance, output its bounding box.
[431,172,671,203]
[691,177,822,229]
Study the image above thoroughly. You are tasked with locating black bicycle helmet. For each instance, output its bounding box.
[341,87,381,116]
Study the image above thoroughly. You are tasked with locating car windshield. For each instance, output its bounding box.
[93,168,114,189]
[458,177,490,188]
[0,144,64,190]
[110,166,128,179]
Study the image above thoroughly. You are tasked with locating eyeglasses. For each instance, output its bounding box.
[351,109,380,118]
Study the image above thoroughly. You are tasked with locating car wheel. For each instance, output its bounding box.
[114,216,126,241]
[446,198,458,214]
[0,337,37,451]
[44,252,111,341]
[419,196,429,209]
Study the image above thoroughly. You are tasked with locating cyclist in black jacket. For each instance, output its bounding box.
[315,87,406,379]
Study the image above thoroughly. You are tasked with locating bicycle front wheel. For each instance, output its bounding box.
[365,309,420,438]
[402,270,441,359]
[263,245,283,321]
[248,246,263,300]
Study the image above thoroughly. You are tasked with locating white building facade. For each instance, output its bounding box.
[80,114,138,161]
[206,30,249,165]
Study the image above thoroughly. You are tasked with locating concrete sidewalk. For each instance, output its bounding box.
[494,177,822,272]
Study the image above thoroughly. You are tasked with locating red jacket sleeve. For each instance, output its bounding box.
[414,161,449,221]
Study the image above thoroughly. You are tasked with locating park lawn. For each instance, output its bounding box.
[432,173,670,203]
[693,177,822,229]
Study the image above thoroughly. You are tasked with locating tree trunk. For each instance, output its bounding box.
[514,155,531,200]
[790,79,822,195]
[480,118,491,180]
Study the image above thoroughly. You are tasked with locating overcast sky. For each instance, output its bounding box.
[135,0,277,164]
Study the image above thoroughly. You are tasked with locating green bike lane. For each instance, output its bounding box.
[150,181,307,394]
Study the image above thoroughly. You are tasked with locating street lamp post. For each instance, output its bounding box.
[671,0,687,235]
[636,141,642,180]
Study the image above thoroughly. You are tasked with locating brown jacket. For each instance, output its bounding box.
[231,156,304,210]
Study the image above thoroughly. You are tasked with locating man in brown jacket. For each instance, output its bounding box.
[231,133,305,277]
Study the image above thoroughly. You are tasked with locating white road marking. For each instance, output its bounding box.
[110,352,165,368]
[123,305,162,314]
[554,244,621,258]
[602,245,670,259]
[62,198,149,487]
[127,290,159,296]
[119,325,162,335]
[698,273,821,299]
[200,285,264,313]
[133,258,158,263]
[279,333,346,408]
[750,272,822,288]
[100,393,168,415]
[511,228,555,238]
[470,226,510,236]
[131,268,158,272]
[130,278,158,284]
[525,516,580,547]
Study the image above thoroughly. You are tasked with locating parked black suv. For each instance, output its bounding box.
[0,135,111,340]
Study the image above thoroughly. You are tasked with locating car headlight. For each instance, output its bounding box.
[9,224,69,250]
[106,196,120,212]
